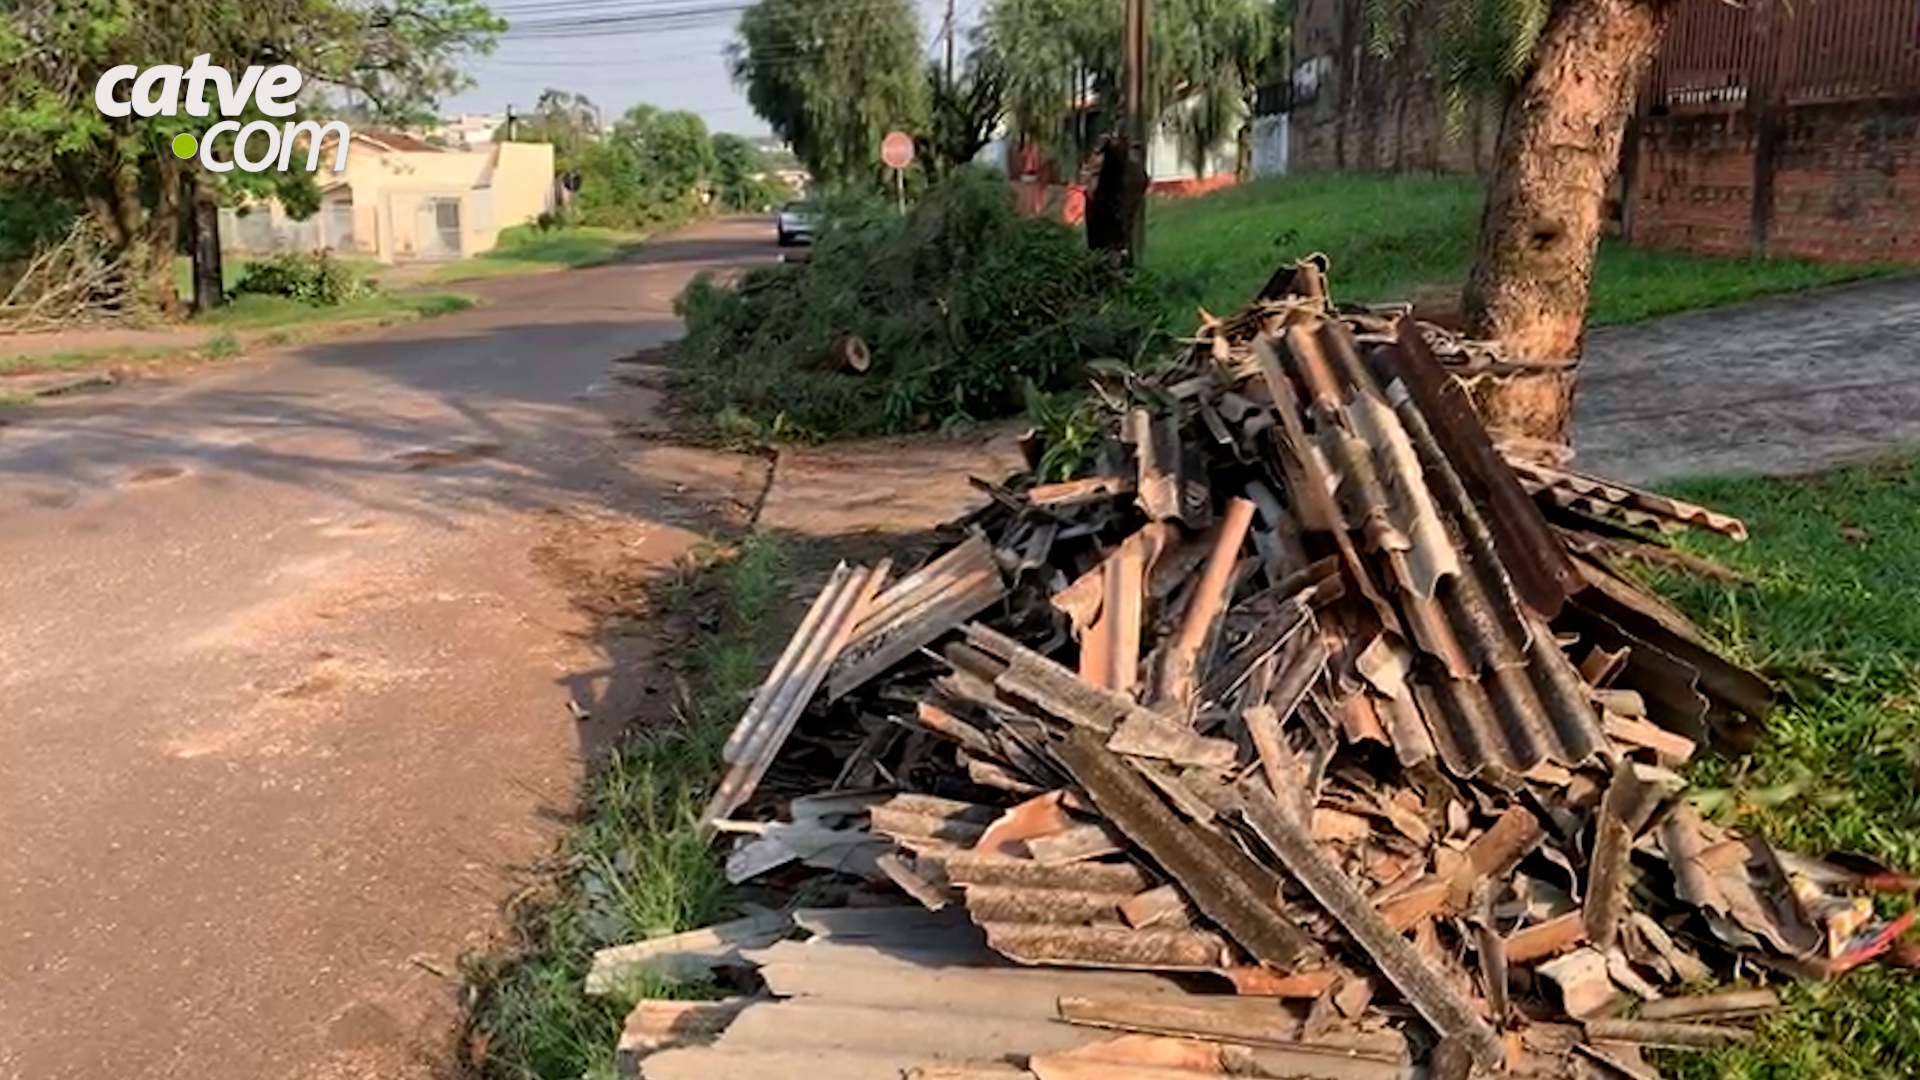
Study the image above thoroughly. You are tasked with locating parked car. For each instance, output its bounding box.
[776,201,816,247]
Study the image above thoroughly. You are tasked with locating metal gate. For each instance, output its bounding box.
[324,202,355,252]
[416,197,463,259]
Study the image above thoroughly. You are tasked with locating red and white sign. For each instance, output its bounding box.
[880,130,915,170]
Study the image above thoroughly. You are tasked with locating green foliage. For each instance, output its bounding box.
[1145,173,1892,329]
[1642,457,1920,1080]
[503,88,602,169]
[0,0,501,309]
[712,132,785,211]
[234,250,375,306]
[1364,0,1547,131]
[0,183,76,265]
[560,105,718,231]
[924,49,1007,179]
[203,330,241,358]
[731,0,929,187]
[463,534,786,1080]
[675,168,1161,442]
[985,0,1286,173]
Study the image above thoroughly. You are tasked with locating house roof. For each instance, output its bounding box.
[354,129,446,154]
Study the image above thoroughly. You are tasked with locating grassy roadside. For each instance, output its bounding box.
[429,225,650,284]
[1655,455,1920,1080]
[1145,174,1899,328]
[463,533,786,1080]
[0,291,476,381]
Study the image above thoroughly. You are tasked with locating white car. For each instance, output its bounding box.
[776,201,816,247]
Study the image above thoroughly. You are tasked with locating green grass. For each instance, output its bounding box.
[171,253,382,299]
[1646,455,1920,1080]
[0,290,475,381]
[1145,174,1899,327]
[193,289,475,330]
[0,343,198,376]
[463,533,786,1080]
[429,225,648,283]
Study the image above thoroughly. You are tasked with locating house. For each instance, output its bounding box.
[428,113,507,150]
[221,129,555,263]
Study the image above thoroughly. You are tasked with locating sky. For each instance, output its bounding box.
[445,0,981,139]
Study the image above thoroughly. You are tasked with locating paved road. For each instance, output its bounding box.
[1578,274,1920,483]
[0,218,772,1080]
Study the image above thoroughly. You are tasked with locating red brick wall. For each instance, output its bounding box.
[1628,97,1920,263]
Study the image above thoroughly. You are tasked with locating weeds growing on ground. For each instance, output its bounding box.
[1649,455,1920,1080]
[462,534,785,1080]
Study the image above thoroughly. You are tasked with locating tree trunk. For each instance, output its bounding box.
[142,156,184,316]
[188,174,225,315]
[1462,0,1677,449]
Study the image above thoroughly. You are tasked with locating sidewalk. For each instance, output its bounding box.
[1577,273,1920,483]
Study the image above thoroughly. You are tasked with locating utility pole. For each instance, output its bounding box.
[1121,0,1148,258]
[943,0,956,90]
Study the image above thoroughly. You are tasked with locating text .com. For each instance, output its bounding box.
[93,54,349,174]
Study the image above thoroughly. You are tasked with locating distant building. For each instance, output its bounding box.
[428,113,508,150]
[222,129,556,263]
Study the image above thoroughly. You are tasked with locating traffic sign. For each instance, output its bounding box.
[881,130,915,170]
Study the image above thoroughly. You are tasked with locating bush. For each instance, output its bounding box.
[673,167,1162,442]
[234,251,374,306]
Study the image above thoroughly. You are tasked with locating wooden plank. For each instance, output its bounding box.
[1157,497,1257,706]
[644,1047,974,1080]
[1583,1020,1757,1049]
[792,905,975,943]
[982,922,1230,970]
[1587,761,1682,951]
[1057,730,1316,969]
[1504,910,1586,964]
[1603,712,1697,762]
[1118,885,1193,930]
[587,912,792,994]
[967,625,1236,770]
[1639,988,1780,1022]
[1027,822,1128,865]
[1054,997,1410,1063]
[1110,542,1146,693]
[1537,948,1618,1019]
[751,949,1188,1015]
[616,998,751,1076]
[711,999,1106,1058]
[1233,778,1502,1069]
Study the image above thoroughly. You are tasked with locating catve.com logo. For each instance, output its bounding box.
[93,54,350,173]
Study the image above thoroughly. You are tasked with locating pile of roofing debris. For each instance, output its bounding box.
[599,265,1918,1080]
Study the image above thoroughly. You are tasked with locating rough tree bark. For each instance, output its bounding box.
[188,173,226,315]
[1463,0,1679,449]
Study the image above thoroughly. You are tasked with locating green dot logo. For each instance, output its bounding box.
[171,133,198,159]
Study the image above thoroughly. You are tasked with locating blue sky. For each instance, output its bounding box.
[445,0,980,138]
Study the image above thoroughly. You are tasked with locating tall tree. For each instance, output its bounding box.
[1369,0,1678,445]
[711,133,781,210]
[984,0,1283,176]
[923,43,1006,179]
[0,0,500,313]
[501,88,601,168]
[730,0,928,187]
[1464,0,1676,445]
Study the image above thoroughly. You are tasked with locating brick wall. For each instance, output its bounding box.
[1628,97,1920,263]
